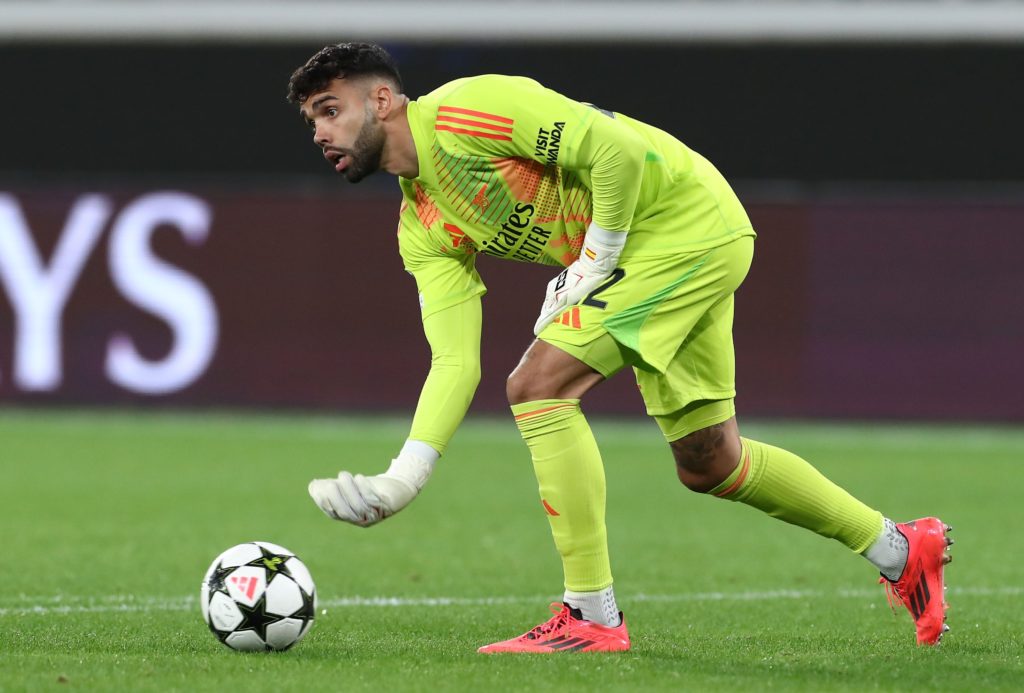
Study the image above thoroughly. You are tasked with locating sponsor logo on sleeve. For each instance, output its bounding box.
[534,122,565,166]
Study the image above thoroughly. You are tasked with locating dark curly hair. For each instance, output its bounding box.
[287,42,403,104]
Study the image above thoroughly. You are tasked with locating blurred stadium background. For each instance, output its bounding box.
[1,0,1022,420]
[3,3,1024,688]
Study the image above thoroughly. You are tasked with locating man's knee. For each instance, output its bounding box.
[669,418,742,493]
[506,340,604,405]
[506,368,549,404]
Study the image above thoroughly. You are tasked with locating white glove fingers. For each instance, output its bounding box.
[352,474,387,523]
[309,452,434,527]
[534,276,567,334]
[308,478,346,520]
[307,479,331,517]
[353,473,382,506]
[336,471,376,525]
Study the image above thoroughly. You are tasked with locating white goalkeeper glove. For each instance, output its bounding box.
[534,223,627,335]
[308,441,437,527]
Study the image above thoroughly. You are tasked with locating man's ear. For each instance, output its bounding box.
[373,83,395,117]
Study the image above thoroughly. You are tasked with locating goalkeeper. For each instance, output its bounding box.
[289,43,952,651]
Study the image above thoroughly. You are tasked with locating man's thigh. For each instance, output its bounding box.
[635,291,738,420]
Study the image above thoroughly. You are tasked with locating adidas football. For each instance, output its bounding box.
[200,541,316,651]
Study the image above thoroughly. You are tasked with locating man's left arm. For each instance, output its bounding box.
[532,112,646,332]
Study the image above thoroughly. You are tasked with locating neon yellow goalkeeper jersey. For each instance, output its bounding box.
[397,74,755,318]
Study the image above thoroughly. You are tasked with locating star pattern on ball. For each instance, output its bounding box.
[234,593,286,647]
[205,562,234,596]
[295,585,316,628]
[246,545,293,585]
[202,544,317,652]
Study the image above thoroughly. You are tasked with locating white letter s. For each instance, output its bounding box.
[106,192,219,395]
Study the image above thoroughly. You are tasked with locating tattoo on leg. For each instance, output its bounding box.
[673,423,726,472]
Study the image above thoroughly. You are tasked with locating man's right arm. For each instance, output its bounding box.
[408,296,482,454]
[307,294,482,527]
[307,201,486,527]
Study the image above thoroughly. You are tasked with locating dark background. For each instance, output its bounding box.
[1,40,1022,421]
[2,42,1022,183]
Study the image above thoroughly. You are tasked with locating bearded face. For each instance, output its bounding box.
[303,79,390,184]
[339,103,386,183]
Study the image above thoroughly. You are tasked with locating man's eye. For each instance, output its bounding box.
[327,107,338,117]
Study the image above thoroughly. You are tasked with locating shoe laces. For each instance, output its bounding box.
[523,602,575,640]
[880,576,903,614]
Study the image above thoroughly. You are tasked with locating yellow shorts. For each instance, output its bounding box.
[539,235,753,440]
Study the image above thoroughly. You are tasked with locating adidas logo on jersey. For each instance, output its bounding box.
[556,307,582,329]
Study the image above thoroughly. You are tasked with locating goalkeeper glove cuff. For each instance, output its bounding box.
[307,440,438,527]
[578,223,627,273]
[386,439,438,492]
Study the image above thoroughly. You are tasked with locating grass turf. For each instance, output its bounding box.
[1,410,1021,691]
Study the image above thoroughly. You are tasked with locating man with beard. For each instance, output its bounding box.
[289,42,952,652]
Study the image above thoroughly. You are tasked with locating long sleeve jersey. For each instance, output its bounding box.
[396,74,754,452]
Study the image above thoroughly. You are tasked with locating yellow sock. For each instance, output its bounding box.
[711,437,884,553]
[512,399,612,591]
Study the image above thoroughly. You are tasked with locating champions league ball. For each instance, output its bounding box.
[200,541,316,651]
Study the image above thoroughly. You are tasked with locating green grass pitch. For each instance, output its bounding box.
[1,410,1021,691]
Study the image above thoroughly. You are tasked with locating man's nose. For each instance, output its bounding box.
[313,124,329,146]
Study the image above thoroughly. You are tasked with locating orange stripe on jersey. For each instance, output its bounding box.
[435,124,512,141]
[438,105,514,125]
[436,114,513,134]
[571,307,581,329]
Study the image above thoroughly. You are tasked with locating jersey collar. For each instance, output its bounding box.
[403,100,439,188]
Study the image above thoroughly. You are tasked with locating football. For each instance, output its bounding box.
[200,541,316,651]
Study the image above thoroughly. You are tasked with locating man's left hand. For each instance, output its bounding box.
[534,224,627,335]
